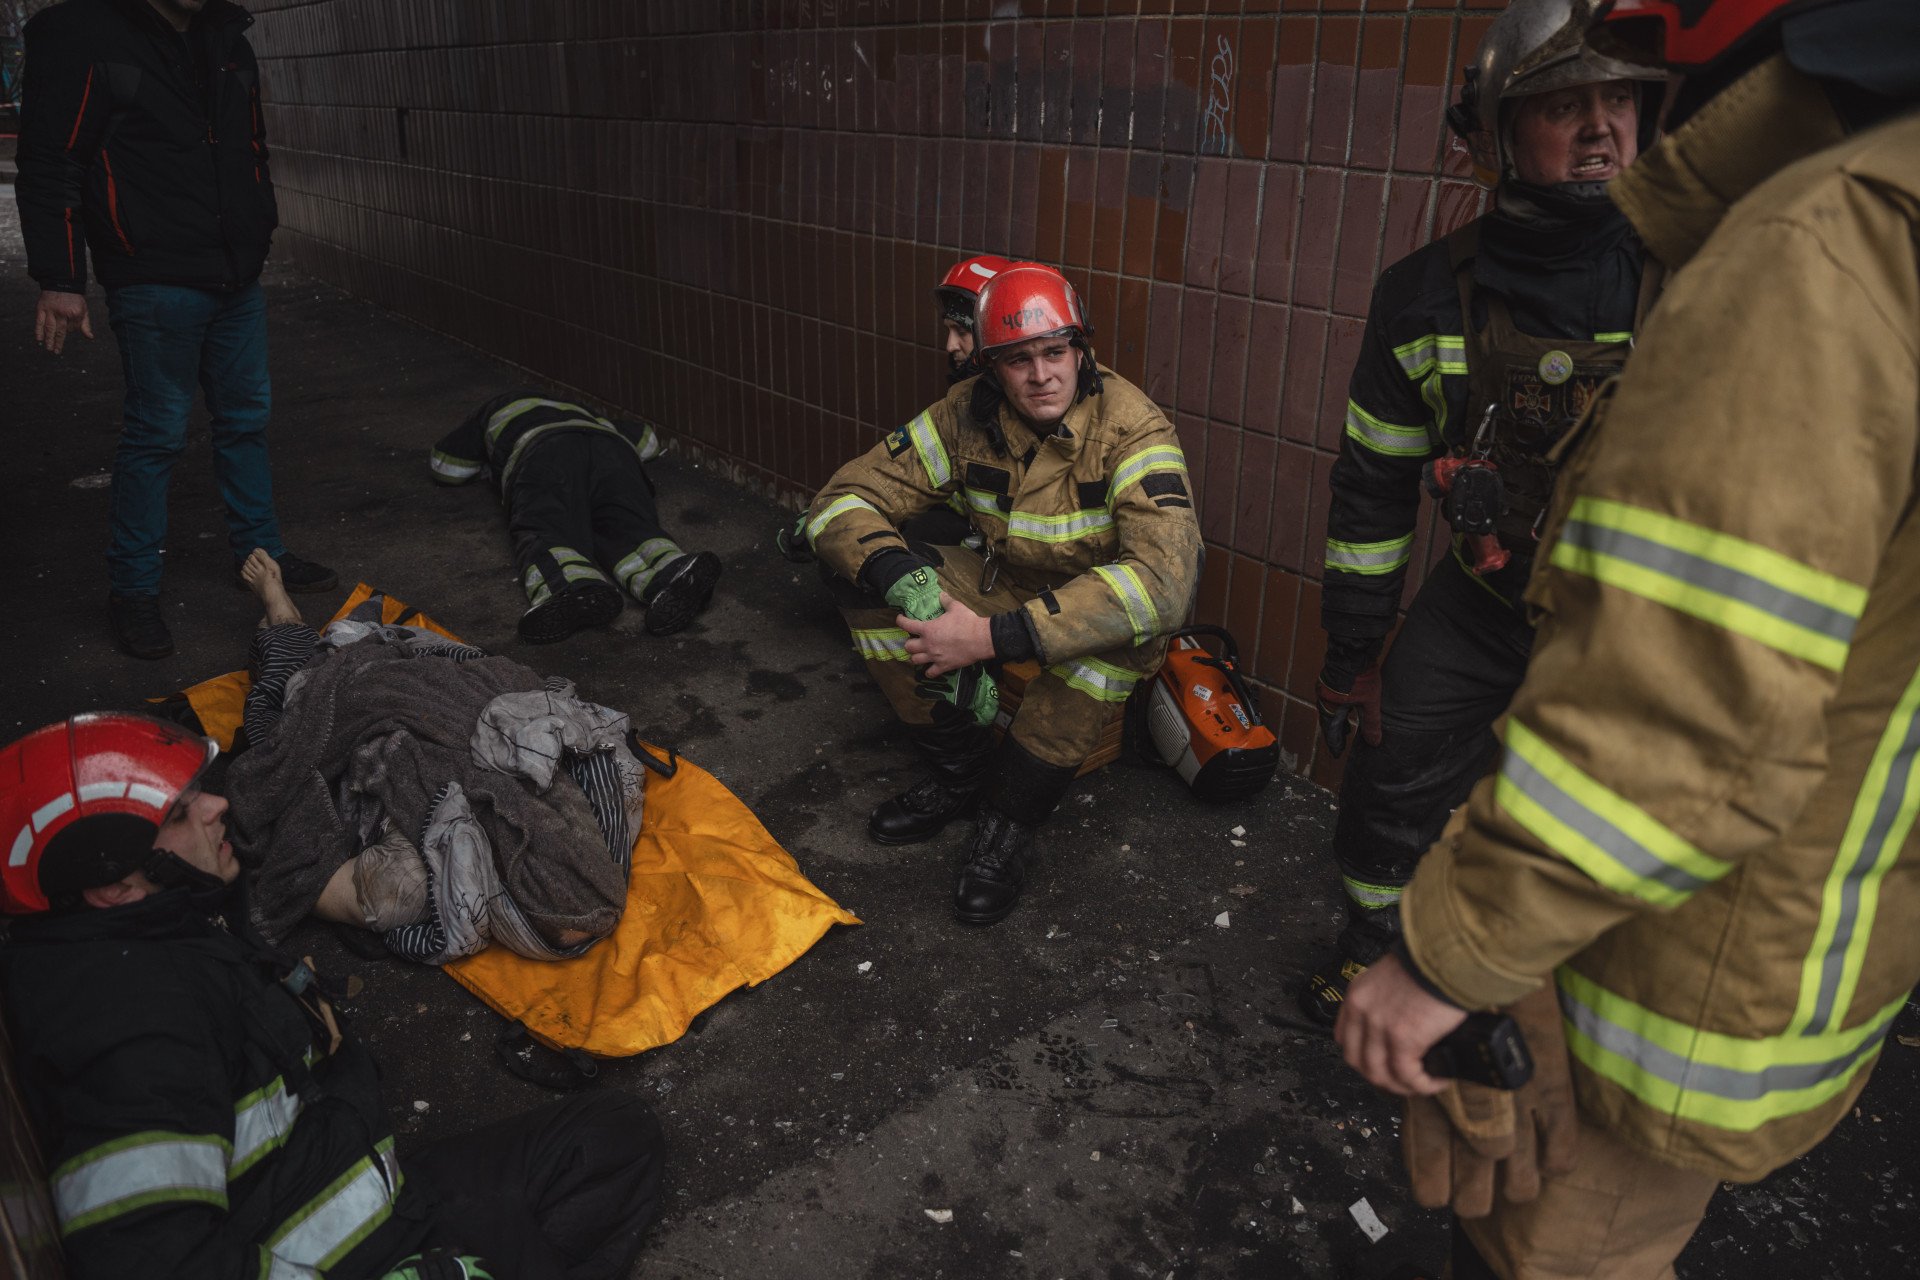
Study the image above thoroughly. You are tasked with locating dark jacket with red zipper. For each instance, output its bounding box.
[16,0,277,295]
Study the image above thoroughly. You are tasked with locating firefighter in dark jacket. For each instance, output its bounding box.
[1299,0,1664,1025]
[16,0,336,662]
[806,263,1201,925]
[0,712,665,1279]
[431,392,723,644]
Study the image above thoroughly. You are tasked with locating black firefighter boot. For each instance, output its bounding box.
[953,741,1078,926]
[868,718,996,845]
[1299,896,1403,1029]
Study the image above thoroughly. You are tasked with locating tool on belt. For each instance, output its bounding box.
[1423,1010,1534,1090]
[1126,625,1278,802]
[1423,404,1512,576]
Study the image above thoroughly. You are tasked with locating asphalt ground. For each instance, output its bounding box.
[2,201,1915,1279]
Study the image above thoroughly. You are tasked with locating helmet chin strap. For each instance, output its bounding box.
[141,848,232,899]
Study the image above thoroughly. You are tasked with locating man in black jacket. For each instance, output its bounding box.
[0,712,664,1279]
[16,0,334,662]
[1298,0,1664,1026]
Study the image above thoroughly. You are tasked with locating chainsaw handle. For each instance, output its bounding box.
[1167,623,1241,666]
[1166,625,1268,729]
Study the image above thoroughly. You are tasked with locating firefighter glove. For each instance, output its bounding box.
[382,1249,495,1280]
[1400,984,1579,1217]
[885,565,945,622]
[1316,662,1383,758]
[915,663,1000,729]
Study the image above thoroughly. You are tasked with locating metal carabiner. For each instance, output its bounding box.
[979,544,1001,595]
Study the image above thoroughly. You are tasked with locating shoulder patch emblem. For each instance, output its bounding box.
[1537,350,1574,386]
[885,428,913,458]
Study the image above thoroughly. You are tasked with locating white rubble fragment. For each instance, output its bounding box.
[1348,1197,1389,1243]
[1214,911,1231,928]
[1089,1150,1102,1162]
[412,1100,430,1113]
[1230,839,1247,848]
[1290,1197,1305,1215]
[857,961,873,973]
[1231,825,1247,837]
[923,1208,954,1224]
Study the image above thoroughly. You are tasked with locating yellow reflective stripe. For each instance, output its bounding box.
[267,1143,399,1270]
[1790,660,1920,1035]
[1048,656,1139,702]
[1006,508,1113,543]
[1325,533,1413,576]
[1108,445,1188,502]
[807,494,878,543]
[1557,966,1904,1132]
[231,1077,302,1181]
[496,420,620,487]
[1497,718,1733,907]
[1593,330,1633,344]
[1343,401,1430,457]
[428,450,481,483]
[850,627,911,661]
[1550,496,1867,672]
[1420,370,1449,447]
[522,563,552,606]
[613,538,682,593]
[482,397,613,447]
[1393,333,1466,380]
[633,424,663,462]
[904,411,953,490]
[1093,564,1159,645]
[1341,875,1402,909]
[54,1132,230,1235]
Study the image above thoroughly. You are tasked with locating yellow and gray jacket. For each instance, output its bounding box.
[807,368,1202,664]
[0,891,432,1278]
[1401,57,1920,1182]
[429,392,663,496]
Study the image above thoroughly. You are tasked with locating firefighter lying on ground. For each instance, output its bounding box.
[431,391,723,644]
[219,550,644,965]
[1300,0,1663,1026]
[0,711,664,1280]
[778,252,1014,563]
[1337,0,1920,1275]
[804,262,1202,925]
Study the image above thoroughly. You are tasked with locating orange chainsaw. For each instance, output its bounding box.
[1127,625,1279,802]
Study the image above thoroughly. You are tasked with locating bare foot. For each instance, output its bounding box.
[241,548,303,627]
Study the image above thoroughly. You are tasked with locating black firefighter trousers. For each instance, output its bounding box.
[508,433,684,610]
[411,1092,665,1280]
[1330,551,1536,963]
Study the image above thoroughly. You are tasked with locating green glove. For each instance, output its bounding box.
[915,664,1000,728]
[884,565,945,622]
[382,1250,494,1280]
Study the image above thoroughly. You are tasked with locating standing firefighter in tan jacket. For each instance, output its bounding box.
[1334,1,1920,1276]
[806,263,1201,925]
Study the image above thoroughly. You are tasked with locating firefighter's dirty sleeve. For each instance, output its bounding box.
[806,405,953,585]
[1400,153,1919,1011]
[16,8,107,294]
[428,398,498,486]
[1322,260,1447,651]
[1019,410,1202,665]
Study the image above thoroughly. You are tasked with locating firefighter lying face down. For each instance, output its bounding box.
[214,550,647,963]
[804,262,1202,925]
[0,712,664,1280]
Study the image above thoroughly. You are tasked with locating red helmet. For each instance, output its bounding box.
[0,713,217,914]
[1594,0,1808,70]
[933,254,1014,331]
[972,263,1092,364]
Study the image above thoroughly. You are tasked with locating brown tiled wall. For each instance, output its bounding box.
[248,0,1498,787]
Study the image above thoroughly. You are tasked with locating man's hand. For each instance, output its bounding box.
[1316,662,1383,758]
[34,289,94,355]
[1335,951,1466,1096]
[901,593,994,677]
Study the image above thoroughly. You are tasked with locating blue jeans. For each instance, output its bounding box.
[104,282,284,597]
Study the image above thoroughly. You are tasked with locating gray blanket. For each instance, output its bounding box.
[228,640,627,947]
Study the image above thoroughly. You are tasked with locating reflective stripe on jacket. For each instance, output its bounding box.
[430,393,663,495]
[1401,57,1920,1181]
[807,368,1202,664]
[1,891,431,1278]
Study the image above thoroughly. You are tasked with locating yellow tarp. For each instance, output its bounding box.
[172,584,857,1056]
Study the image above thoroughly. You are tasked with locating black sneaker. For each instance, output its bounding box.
[642,551,722,636]
[109,593,174,660]
[234,551,339,595]
[518,581,624,644]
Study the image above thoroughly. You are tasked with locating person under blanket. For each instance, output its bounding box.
[227,549,644,963]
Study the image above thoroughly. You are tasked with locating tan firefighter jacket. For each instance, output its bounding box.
[806,367,1202,665]
[1401,56,1920,1182]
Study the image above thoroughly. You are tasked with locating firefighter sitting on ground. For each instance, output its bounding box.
[804,262,1201,925]
[778,251,1013,562]
[431,391,723,644]
[1300,0,1662,1025]
[0,712,664,1280]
